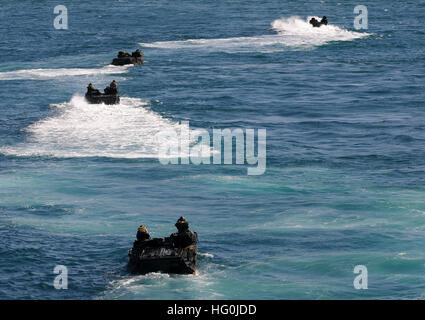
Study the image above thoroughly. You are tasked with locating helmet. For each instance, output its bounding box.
[136,225,150,241]
[175,216,189,231]
[138,225,148,233]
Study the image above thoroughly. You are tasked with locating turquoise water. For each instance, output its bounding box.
[1,0,425,299]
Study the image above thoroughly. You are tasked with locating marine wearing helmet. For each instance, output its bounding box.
[132,49,143,58]
[104,80,118,95]
[86,83,100,95]
[169,216,198,248]
[136,225,151,241]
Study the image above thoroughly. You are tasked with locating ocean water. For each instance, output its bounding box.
[1,0,425,299]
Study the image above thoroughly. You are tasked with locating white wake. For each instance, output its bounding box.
[0,95,206,159]
[140,16,370,52]
[0,65,129,81]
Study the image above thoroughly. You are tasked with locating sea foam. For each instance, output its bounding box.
[139,16,370,53]
[0,95,206,159]
[0,65,129,81]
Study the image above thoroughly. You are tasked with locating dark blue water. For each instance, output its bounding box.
[1,0,425,299]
